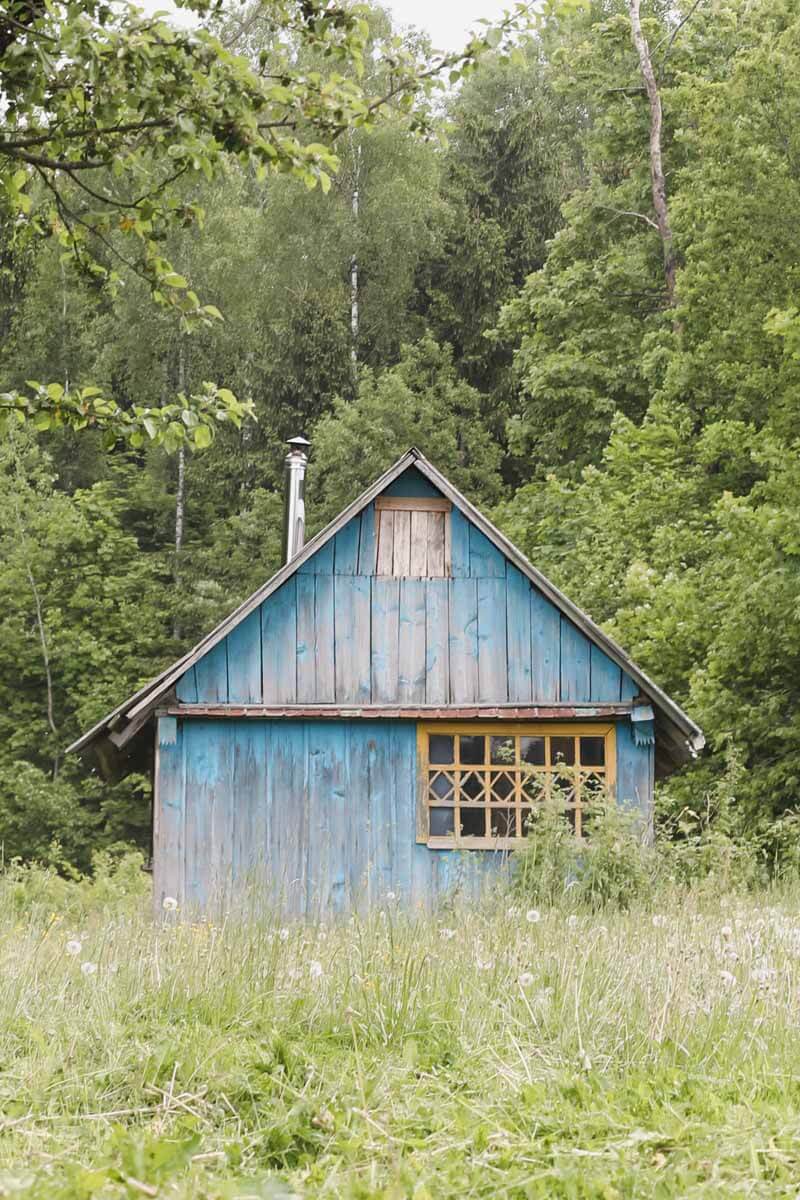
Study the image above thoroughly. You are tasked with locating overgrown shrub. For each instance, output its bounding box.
[512,797,659,910]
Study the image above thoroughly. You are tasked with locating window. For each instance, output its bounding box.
[417,724,616,848]
[375,497,451,577]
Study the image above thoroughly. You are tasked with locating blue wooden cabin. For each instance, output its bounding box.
[71,447,703,915]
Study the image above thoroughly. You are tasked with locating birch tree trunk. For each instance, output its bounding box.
[349,140,362,373]
[628,0,677,305]
[173,340,186,639]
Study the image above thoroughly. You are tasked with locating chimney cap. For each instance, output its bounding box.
[286,435,311,452]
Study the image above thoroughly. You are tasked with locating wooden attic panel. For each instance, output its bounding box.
[398,579,427,703]
[427,511,446,576]
[175,665,198,703]
[530,587,560,702]
[194,639,228,703]
[371,577,400,703]
[296,574,336,704]
[449,508,470,578]
[469,523,506,579]
[226,609,262,704]
[621,671,638,702]
[424,577,450,704]
[477,577,508,703]
[334,575,371,703]
[590,643,622,703]
[333,514,361,575]
[376,509,394,575]
[560,618,591,702]
[261,578,297,704]
[392,509,412,575]
[506,565,533,703]
[448,577,479,702]
[409,511,428,575]
[297,536,333,575]
[357,502,377,574]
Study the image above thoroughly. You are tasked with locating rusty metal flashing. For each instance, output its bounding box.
[159,703,634,721]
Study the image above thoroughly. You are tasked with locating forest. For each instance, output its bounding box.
[2,0,800,870]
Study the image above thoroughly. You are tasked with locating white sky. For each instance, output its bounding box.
[136,0,512,52]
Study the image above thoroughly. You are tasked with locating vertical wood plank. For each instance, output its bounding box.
[506,566,533,703]
[370,577,400,703]
[448,578,479,702]
[469,524,506,578]
[409,511,428,576]
[358,502,377,574]
[298,538,333,575]
[334,575,371,702]
[621,671,638,702]
[194,640,228,703]
[314,574,335,702]
[232,722,268,905]
[398,579,427,702]
[427,511,445,576]
[477,577,508,703]
[183,721,231,914]
[376,510,394,575]
[450,509,470,577]
[425,578,450,704]
[615,718,653,820]
[393,509,411,576]
[210,725,234,915]
[391,723,415,901]
[153,717,184,910]
[269,721,307,914]
[226,610,262,704]
[530,587,560,702]
[334,515,361,575]
[590,644,622,702]
[262,578,297,704]
[295,575,317,703]
[560,617,592,702]
[175,665,198,703]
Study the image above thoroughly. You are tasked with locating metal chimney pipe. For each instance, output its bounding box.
[282,436,310,563]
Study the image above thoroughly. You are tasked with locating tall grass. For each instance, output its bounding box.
[2,859,800,1196]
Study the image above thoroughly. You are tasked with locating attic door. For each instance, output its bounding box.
[375,496,451,577]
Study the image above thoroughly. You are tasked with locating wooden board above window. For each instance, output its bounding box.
[375,496,452,577]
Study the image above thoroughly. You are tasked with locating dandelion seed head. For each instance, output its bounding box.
[566,915,579,929]
[652,914,667,928]
[80,961,97,976]
[162,896,178,912]
[439,927,456,940]
[309,960,323,979]
[65,939,82,957]
[526,909,541,925]
[518,972,535,988]
[278,928,289,942]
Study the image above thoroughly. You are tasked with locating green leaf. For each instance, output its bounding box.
[193,424,213,449]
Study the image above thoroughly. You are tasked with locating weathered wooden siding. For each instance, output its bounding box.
[176,476,636,709]
[154,716,506,915]
[154,714,654,914]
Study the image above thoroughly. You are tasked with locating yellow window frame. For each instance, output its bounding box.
[416,722,617,850]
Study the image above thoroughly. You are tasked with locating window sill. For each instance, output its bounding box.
[422,836,523,851]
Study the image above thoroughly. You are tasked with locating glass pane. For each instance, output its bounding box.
[459,808,486,838]
[429,772,455,800]
[490,735,515,765]
[579,736,605,767]
[551,736,575,766]
[461,771,485,801]
[520,736,545,766]
[521,772,546,802]
[520,808,535,836]
[489,771,514,801]
[459,735,485,765]
[429,734,454,764]
[430,807,455,837]
[489,808,516,837]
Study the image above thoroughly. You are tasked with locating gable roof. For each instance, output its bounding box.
[68,448,704,773]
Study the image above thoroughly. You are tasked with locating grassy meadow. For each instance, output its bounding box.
[3,862,800,1198]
